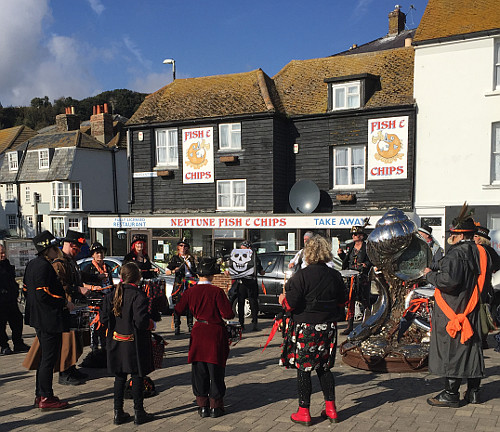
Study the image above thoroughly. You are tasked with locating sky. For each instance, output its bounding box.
[0,0,428,108]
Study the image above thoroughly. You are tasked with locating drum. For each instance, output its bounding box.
[225,320,242,346]
[340,269,360,278]
[404,284,435,332]
[69,307,91,331]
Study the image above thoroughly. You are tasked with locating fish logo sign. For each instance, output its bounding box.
[372,131,404,164]
[185,140,210,169]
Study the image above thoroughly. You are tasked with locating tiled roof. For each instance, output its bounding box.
[273,47,415,116]
[127,69,283,126]
[15,130,108,151]
[0,125,37,154]
[336,29,416,56]
[414,0,500,43]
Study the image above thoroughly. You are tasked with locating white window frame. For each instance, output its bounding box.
[493,122,500,184]
[68,217,81,230]
[6,184,14,200]
[331,81,361,111]
[332,145,366,190]
[25,186,31,204]
[7,214,17,230]
[26,215,33,229]
[7,152,18,171]
[216,179,246,211]
[155,128,178,167]
[50,216,83,237]
[38,149,50,169]
[51,181,81,211]
[219,123,241,150]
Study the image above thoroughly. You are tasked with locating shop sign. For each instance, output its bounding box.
[368,116,408,180]
[91,215,381,230]
[182,127,214,184]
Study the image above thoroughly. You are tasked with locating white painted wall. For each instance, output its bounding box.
[414,36,500,210]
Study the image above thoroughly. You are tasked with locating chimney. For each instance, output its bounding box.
[388,5,406,35]
[90,103,114,144]
[55,110,80,131]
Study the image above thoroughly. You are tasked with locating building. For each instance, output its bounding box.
[413,0,500,248]
[89,7,418,262]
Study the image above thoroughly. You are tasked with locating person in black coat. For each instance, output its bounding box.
[279,235,346,425]
[0,244,29,355]
[123,234,158,280]
[24,231,70,411]
[338,225,372,334]
[100,262,155,425]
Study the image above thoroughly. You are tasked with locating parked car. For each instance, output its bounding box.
[77,256,176,309]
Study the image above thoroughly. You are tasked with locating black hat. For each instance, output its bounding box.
[448,202,476,234]
[418,224,433,236]
[177,238,190,248]
[131,233,147,245]
[33,230,59,254]
[197,258,219,276]
[89,241,107,254]
[63,230,86,246]
[350,226,365,235]
[240,240,252,248]
[475,225,490,240]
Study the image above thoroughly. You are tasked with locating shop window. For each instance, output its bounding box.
[217,179,246,211]
[219,123,241,150]
[332,146,365,189]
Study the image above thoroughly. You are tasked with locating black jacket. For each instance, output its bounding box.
[24,255,66,333]
[0,258,19,305]
[285,263,346,324]
[339,242,371,276]
[124,252,156,279]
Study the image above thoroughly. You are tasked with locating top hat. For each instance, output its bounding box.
[475,225,490,240]
[350,226,365,235]
[63,230,86,246]
[89,241,107,254]
[131,233,147,245]
[33,230,59,254]
[418,224,433,236]
[197,258,220,277]
[177,238,190,248]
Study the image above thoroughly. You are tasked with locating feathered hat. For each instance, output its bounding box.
[448,202,476,233]
[350,217,371,237]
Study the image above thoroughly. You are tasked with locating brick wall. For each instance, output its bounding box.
[213,274,232,294]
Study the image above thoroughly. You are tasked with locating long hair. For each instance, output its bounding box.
[130,240,148,257]
[112,262,141,317]
[303,235,333,265]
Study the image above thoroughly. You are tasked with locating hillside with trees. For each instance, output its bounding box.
[0,89,146,130]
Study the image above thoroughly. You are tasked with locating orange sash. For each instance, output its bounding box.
[433,244,487,344]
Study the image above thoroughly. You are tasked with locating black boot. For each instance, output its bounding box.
[113,409,131,425]
[134,409,154,425]
[341,319,353,335]
[464,378,481,404]
[427,377,461,408]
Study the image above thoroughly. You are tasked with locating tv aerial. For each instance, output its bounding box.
[289,180,320,214]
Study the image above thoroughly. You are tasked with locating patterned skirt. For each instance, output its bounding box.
[279,320,337,372]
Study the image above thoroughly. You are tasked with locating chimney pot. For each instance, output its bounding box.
[388,6,406,35]
[405,37,412,47]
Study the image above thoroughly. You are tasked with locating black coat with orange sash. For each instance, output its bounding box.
[425,240,492,378]
[100,284,154,377]
[23,255,66,333]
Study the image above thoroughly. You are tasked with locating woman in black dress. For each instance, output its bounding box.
[279,235,346,425]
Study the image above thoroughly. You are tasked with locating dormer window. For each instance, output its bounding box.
[325,73,379,112]
[39,149,50,169]
[7,152,18,171]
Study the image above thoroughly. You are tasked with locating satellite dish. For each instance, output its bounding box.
[289,180,320,214]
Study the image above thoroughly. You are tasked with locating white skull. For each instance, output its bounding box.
[230,249,252,272]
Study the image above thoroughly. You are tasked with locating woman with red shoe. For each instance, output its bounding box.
[279,235,346,425]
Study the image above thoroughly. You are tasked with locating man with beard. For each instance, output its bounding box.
[424,204,492,407]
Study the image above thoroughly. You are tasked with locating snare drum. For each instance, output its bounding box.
[69,307,91,331]
[225,320,242,346]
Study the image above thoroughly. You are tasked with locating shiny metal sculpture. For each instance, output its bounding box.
[341,208,433,372]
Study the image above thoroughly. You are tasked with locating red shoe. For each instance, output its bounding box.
[34,396,41,408]
[321,400,339,423]
[39,396,69,411]
[291,407,311,426]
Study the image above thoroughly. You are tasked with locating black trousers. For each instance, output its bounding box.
[236,279,259,326]
[173,310,193,329]
[35,329,62,398]
[297,368,335,408]
[191,361,226,402]
[0,302,24,348]
[114,373,144,410]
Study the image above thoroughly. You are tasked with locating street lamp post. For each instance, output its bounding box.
[163,58,176,81]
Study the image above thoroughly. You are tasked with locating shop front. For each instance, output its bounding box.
[88,213,385,266]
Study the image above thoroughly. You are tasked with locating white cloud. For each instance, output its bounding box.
[123,36,153,70]
[354,0,374,15]
[0,0,101,106]
[87,0,105,15]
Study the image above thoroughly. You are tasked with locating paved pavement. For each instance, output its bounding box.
[0,316,499,432]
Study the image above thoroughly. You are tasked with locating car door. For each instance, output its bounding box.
[257,253,282,307]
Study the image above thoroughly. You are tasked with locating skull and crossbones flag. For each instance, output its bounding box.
[228,248,256,279]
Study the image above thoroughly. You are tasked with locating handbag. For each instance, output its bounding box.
[479,301,496,336]
[151,332,166,369]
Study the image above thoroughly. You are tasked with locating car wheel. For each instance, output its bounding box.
[232,298,251,319]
